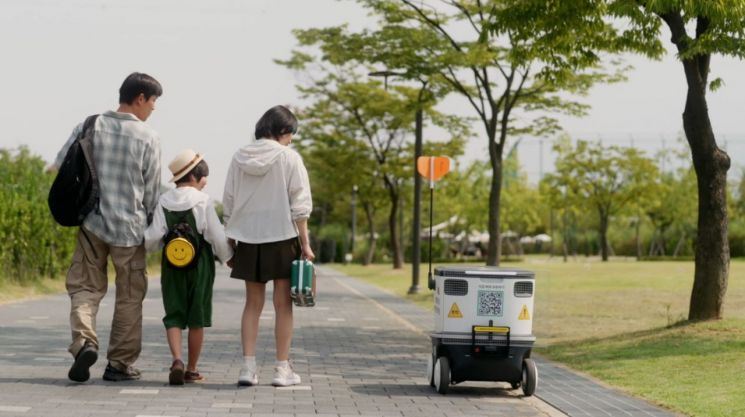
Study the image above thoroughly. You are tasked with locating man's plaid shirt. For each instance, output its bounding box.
[55,111,161,247]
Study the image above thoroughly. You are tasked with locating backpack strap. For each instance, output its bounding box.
[163,208,192,229]
[78,115,100,213]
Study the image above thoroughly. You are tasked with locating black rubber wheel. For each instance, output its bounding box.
[434,356,450,394]
[427,351,436,387]
[521,358,538,397]
[510,381,521,390]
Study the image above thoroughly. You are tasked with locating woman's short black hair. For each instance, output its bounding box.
[119,72,163,104]
[254,105,298,140]
[175,160,209,185]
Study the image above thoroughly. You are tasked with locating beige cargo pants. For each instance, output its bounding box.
[66,227,148,372]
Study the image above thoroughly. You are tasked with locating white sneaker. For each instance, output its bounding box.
[271,362,301,387]
[238,364,258,386]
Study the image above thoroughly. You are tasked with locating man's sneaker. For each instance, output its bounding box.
[238,364,258,386]
[271,362,301,387]
[169,359,185,386]
[102,363,141,381]
[68,342,98,382]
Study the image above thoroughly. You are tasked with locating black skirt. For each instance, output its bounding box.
[229,237,300,283]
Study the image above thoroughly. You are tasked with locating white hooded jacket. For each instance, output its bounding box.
[222,138,312,244]
[144,187,234,263]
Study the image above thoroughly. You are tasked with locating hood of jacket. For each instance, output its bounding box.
[233,138,288,176]
[160,186,209,211]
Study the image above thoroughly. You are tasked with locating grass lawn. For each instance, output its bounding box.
[0,255,162,305]
[331,258,745,417]
[0,277,67,304]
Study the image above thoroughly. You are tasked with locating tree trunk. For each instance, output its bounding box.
[316,204,328,263]
[682,66,730,320]
[363,202,376,266]
[598,210,610,262]
[486,145,503,266]
[659,12,731,322]
[635,217,642,260]
[672,234,686,258]
[562,240,568,263]
[384,177,404,269]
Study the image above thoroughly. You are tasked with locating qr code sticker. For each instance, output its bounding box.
[477,290,504,317]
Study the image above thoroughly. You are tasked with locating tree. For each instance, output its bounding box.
[617,1,744,320]
[279,54,467,268]
[500,143,543,246]
[290,0,620,265]
[546,139,658,261]
[546,187,579,262]
[737,169,745,218]
[303,80,412,268]
[293,114,384,264]
[503,0,745,324]
[646,146,698,257]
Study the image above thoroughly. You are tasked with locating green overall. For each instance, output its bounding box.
[160,208,215,329]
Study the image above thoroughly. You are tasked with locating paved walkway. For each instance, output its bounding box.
[0,265,680,417]
[328,268,682,417]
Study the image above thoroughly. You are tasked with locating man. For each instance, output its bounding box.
[54,72,162,382]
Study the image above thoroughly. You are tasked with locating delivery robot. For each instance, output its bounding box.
[426,266,538,396]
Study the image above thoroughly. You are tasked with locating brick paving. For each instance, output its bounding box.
[0,264,557,417]
[324,267,683,417]
[0,264,683,417]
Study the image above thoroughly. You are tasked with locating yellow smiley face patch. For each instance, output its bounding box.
[165,237,196,267]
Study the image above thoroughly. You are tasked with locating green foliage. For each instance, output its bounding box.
[281,0,745,268]
[709,77,725,92]
[545,138,659,260]
[645,149,698,256]
[285,0,630,264]
[316,223,349,263]
[546,138,659,217]
[737,169,745,217]
[434,159,490,236]
[730,221,745,259]
[496,0,665,65]
[0,147,76,283]
[501,144,543,236]
[504,0,745,63]
[280,33,467,268]
[615,0,745,59]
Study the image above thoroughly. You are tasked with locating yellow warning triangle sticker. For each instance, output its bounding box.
[518,305,531,320]
[448,303,463,318]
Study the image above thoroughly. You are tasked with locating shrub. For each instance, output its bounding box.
[0,147,77,284]
[729,221,745,258]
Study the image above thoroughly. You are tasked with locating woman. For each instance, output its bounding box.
[222,105,314,387]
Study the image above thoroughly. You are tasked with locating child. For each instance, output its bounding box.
[145,149,233,385]
[223,105,314,387]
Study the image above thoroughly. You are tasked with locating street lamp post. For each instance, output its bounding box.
[351,185,358,257]
[409,98,424,294]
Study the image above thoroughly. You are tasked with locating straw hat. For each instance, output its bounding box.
[168,149,204,183]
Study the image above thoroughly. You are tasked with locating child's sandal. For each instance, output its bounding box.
[169,359,185,385]
[185,370,203,383]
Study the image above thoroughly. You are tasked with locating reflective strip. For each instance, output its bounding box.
[465,270,517,276]
[473,326,510,333]
[298,261,304,292]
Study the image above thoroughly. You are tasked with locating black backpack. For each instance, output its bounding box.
[162,209,202,269]
[48,115,100,227]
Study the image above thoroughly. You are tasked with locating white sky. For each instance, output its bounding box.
[1,0,744,200]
